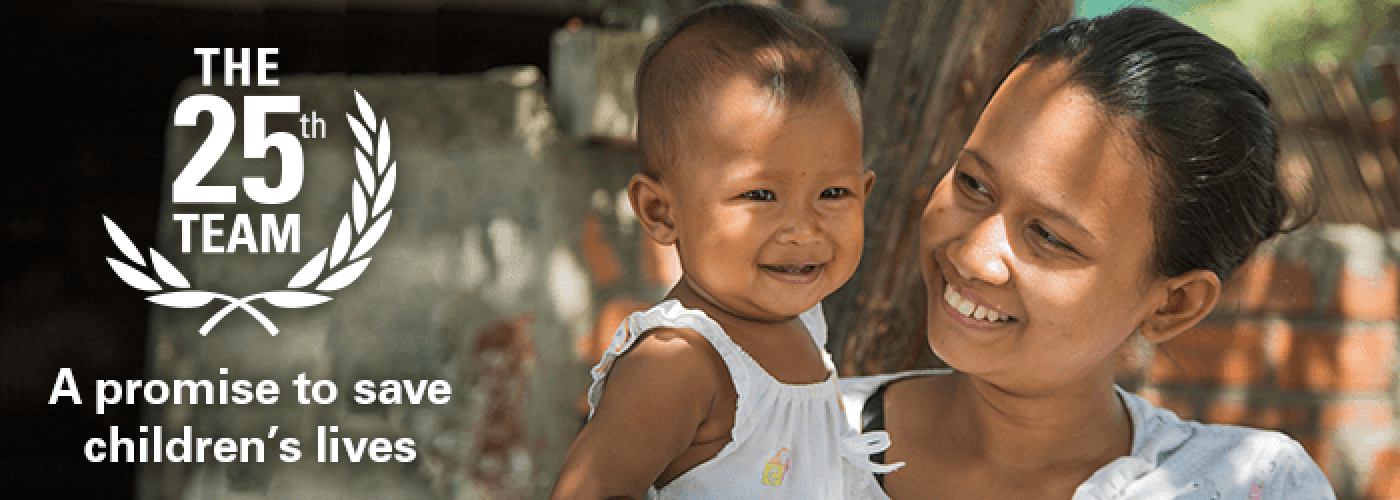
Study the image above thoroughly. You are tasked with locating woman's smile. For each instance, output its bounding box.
[942,282,1015,324]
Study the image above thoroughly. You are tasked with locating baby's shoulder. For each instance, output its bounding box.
[586,299,766,421]
[593,300,729,375]
[620,325,727,375]
[586,324,733,421]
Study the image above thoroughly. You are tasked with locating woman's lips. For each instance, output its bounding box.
[943,282,1016,326]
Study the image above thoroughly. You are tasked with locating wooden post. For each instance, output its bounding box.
[831,0,1073,375]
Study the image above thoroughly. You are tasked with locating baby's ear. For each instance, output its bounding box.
[1140,269,1220,344]
[628,172,678,245]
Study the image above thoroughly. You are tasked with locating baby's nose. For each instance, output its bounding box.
[776,207,823,245]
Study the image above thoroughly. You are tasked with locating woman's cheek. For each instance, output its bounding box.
[1030,270,1104,326]
[1018,267,1062,301]
[920,203,952,246]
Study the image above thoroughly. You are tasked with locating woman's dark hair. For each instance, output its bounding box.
[1009,7,1305,281]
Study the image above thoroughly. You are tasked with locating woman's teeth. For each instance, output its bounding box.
[944,283,1012,323]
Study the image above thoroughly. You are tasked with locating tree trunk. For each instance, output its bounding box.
[830,0,1073,375]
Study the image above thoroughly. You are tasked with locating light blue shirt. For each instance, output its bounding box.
[838,371,1336,499]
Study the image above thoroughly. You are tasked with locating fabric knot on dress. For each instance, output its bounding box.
[840,429,904,474]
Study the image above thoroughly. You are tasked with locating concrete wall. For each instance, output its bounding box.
[141,68,670,499]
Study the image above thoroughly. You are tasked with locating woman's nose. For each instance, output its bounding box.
[946,215,1011,285]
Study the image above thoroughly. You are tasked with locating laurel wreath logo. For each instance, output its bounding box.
[102,90,396,336]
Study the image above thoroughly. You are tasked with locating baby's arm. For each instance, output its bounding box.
[552,327,727,500]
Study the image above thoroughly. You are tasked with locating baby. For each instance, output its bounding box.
[552,2,898,499]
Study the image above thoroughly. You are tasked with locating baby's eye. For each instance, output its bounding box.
[820,187,852,199]
[740,190,776,201]
[957,172,990,199]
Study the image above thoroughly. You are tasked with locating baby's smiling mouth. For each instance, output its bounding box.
[760,263,823,275]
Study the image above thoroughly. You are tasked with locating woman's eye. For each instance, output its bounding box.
[957,172,990,199]
[820,187,852,199]
[740,190,776,201]
[1031,223,1076,253]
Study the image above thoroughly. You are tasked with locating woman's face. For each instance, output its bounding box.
[920,60,1167,392]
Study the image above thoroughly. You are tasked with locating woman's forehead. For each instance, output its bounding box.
[966,61,1158,244]
[976,62,1115,155]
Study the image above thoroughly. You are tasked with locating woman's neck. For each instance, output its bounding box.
[942,369,1133,475]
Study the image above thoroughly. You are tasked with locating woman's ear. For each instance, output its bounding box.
[628,172,678,245]
[861,170,876,198]
[1140,269,1220,344]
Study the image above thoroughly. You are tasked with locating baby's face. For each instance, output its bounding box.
[666,77,870,322]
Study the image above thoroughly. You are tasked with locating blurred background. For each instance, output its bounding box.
[5,0,1399,498]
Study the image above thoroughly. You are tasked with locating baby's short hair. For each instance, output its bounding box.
[635,2,860,177]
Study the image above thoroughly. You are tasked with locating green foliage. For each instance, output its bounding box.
[1078,0,1397,70]
[1175,0,1398,70]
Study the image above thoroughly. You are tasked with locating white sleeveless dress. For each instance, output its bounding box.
[587,299,900,499]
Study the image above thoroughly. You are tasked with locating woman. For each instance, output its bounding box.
[841,8,1335,499]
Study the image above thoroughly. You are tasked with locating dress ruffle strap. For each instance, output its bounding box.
[841,429,905,474]
[586,300,753,430]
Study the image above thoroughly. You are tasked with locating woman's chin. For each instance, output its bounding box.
[925,317,1016,377]
[924,324,972,372]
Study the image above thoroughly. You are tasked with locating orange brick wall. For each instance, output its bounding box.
[1133,225,1399,499]
[573,203,682,418]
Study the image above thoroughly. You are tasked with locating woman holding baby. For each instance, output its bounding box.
[842,7,1336,499]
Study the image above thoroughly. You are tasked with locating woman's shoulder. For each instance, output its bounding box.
[838,369,953,397]
[1118,388,1306,462]
[1097,389,1336,499]
[837,369,951,430]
